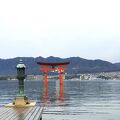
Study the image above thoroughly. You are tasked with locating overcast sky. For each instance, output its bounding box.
[0,0,120,63]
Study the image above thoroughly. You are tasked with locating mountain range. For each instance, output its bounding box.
[0,56,120,75]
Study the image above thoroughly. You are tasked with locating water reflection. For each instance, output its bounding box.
[42,79,49,102]
[42,80,64,104]
[56,80,64,102]
[59,82,63,101]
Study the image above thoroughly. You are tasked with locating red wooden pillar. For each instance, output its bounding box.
[44,70,47,86]
[59,70,63,85]
[59,65,63,85]
[43,70,48,100]
[43,82,47,99]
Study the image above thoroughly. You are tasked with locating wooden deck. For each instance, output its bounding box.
[0,106,43,120]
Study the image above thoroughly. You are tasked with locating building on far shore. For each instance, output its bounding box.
[26,75,43,80]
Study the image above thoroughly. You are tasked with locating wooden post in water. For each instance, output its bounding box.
[43,70,48,99]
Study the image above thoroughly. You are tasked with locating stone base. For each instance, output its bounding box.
[14,96,29,106]
[5,102,36,107]
[5,96,36,107]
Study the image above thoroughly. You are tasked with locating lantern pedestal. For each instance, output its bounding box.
[14,96,29,106]
[5,96,36,107]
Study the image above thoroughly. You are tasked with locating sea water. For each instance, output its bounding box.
[0,79,120,120]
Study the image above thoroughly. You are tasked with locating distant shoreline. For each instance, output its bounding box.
[0,71,120,81]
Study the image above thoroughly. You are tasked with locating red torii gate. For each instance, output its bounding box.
[37,61,70,100]
[37,62,70,85]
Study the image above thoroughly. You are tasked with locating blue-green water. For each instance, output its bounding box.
[1,79,120,120]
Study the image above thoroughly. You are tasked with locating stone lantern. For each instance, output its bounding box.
[16,59,26,96]
[14,59,29,106]
[5,59,36,107]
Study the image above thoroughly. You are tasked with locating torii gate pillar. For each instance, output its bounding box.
[59,70,63,85]
[44,71,47,86]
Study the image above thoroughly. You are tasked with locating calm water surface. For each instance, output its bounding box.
[0,79,120,120]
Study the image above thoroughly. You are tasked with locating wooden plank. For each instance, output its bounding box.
[5,107,26,120]
[10,107,34,120]
[28,107,41,120]
[24,107,39,120]
[22,107,36,120]
[0,108,24,120]
[0,108,11,116]
[0,108,14,120]
[33,107,43,120]
[0,106,43,120]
